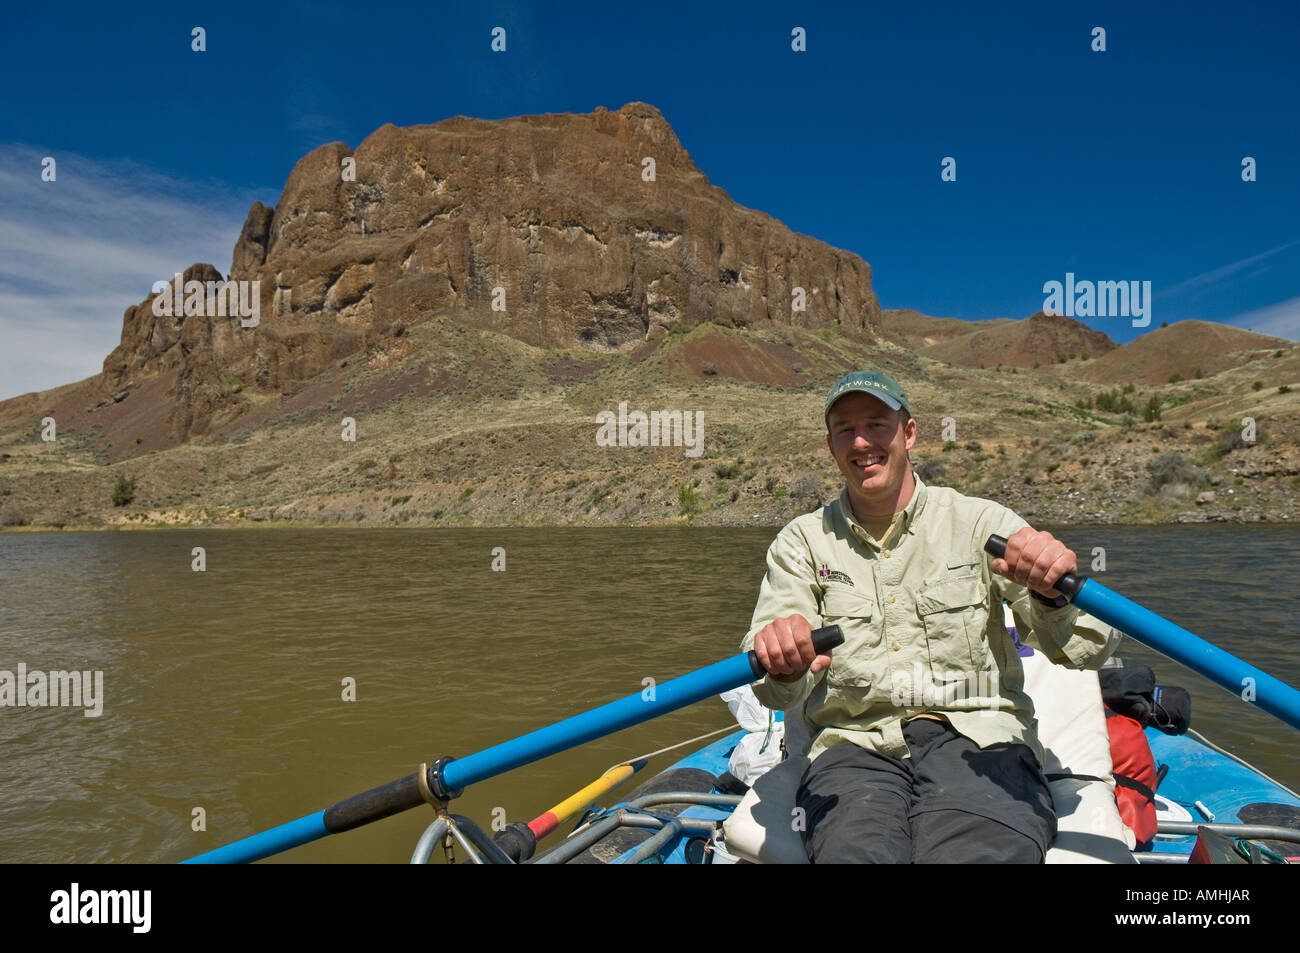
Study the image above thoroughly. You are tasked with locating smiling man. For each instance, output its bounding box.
[740,370,1120,863]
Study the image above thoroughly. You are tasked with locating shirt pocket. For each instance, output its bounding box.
[915,568,989,676]
[818,586,881,690]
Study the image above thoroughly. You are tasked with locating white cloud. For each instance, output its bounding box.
[0,145,271,401]
[1160,241,1299,298]
[1222,296,1300,342]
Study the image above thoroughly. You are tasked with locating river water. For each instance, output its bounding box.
[1,524,1297,863]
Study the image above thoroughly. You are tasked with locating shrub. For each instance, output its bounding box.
[111,474,136,507]
[964,441,983,453]
[791,475,822,500]
[1142,395,1162,422]
[1168,373,1183,384]
[1094,388,1136,415]
[764,476,779,493]
[915,461,945,482]
[1,503,29,527]
[1252,381,1264,391]
[1146,453,1209,494]
[714,462,739,479]
[942,440,958,452]
[677,484,700,517]
[1210,424,1251,458]
[1281,385,1293,394]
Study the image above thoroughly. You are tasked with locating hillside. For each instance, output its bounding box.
[1,104,1298,531]
[1079,320,1292,385]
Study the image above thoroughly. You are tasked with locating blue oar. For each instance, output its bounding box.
[985,534,1300,731]
[182,626,845,863]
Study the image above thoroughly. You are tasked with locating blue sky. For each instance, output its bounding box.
[2,0,1296,400]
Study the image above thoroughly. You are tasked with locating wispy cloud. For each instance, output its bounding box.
[0,144,270,401]
[1159,241,1300,299]
[1222,296,1300,342]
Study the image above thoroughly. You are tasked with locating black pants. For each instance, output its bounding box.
[795,719,1057,863]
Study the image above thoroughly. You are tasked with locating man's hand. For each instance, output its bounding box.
[751,614,833,683]
[990,526,1077,599]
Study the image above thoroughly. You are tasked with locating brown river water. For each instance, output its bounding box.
[1,525,1297,863]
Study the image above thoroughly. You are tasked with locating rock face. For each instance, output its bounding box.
[99,102,883,441]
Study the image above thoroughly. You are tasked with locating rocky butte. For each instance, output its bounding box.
[100,101,883,443]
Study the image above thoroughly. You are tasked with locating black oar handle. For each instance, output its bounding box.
[746,625,844,678]
[984,534,1085,599]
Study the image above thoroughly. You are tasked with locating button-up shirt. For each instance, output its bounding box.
[739,474,1121,767]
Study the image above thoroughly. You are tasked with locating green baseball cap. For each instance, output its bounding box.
[824,370,911,424]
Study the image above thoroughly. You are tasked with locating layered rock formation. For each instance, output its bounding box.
[100,102,883,440]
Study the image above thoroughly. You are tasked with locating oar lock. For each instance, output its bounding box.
[422,756,464,803]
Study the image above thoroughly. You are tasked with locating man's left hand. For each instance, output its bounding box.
[990,527,1077,599]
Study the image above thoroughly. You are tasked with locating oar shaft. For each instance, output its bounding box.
[1072,578,1300,730]
[984,534,1300,731]
[181,811,327,865]
[442,653,757,792]
[528,761,643,840]
[181,626,843,864]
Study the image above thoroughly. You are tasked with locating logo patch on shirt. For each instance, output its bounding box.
[818,564,855,587]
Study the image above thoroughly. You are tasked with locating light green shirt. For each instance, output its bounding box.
[739,473,1121,767]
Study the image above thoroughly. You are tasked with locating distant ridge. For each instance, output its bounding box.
[880,309,1117,368]
[1080,320,1291,384]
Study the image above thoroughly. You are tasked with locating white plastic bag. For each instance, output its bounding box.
[720,686,785,784]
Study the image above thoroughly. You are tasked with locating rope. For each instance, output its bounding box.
[605,724,739,776]
[1185,728,1300,801]
[758,709,775,754]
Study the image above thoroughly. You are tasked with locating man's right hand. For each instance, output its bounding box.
[752,614,834,683]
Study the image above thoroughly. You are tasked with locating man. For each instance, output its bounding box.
[741,370,1119,863]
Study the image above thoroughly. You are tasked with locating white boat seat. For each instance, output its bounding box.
[723,645,1136,864]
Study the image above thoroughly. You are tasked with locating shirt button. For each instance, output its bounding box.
[883,550,891,558]
[888,594,896,604]
[892,642,900,652]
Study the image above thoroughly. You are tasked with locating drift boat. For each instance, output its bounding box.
[184,536,1300,865]
[503,700,1300,865]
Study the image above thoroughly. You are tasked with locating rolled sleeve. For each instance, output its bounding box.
[981,506,1121,671]
[739,521,824,711]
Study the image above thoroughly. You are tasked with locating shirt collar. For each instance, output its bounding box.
[836,471,928,550]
